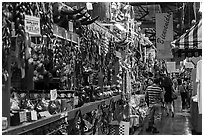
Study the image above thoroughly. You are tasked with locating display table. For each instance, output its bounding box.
[2,95,121,135]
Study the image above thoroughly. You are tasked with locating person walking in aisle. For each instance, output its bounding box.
[172,76,178,110]
[172,76,178,93]
[177,79,187,110]
[145,78,154,107]
[183,80,190,109]
[145,78,164,134]
[161,74,175,117]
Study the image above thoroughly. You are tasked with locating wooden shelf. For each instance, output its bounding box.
[2,95,121,135]
[53,24,79,44]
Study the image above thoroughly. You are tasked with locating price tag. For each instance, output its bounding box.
[19,110,27,123]
[31,110,38,121]
[86,2,93,10]
[2,117,8,130]
[65,30,68,40]
[24,15,41,36]
[74,96,79,106]
[39,111,52,117]
[69,22,73,32]
[50,89,57,101]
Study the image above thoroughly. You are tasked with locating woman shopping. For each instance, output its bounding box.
[161,74,174,117]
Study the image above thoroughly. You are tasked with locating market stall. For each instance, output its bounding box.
[171,19,202,134]
[171,19,202,58]
[2,2,130,135]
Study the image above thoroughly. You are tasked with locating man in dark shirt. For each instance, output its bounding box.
[145,78,163,133]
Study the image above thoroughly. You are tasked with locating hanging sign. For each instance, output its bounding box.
[156,13,173,50]
[68,21,73,32]
[157,41,173,59]
[86,2,93,10]
[25,15,41,36]
[50,89,57,101]
[166,62,176,73]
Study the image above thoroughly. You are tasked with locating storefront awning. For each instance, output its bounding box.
[171,19,202,49]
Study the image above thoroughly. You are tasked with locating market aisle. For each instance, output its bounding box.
[138,96,192,135]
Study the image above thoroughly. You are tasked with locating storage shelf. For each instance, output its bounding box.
[2,95,121,135]
[53,24,79,44]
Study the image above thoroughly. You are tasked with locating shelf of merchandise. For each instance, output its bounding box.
[2,95,121,135]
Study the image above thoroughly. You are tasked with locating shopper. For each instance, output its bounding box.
[183,80,190,109]
[178,79,187,110]
[147,77,154,86]
[145,78,164,134]
[186,80,192,108]
[161,74,174,117]
[145,78,154,106]
[172,76,178,93]
[172,76,178,111]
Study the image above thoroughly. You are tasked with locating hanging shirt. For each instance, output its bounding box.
[191,68,197,96]
[196,60,202,114]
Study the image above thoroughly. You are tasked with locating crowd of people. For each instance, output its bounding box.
[143,71,192,134]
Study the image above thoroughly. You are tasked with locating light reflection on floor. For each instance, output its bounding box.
[138,96,193,135]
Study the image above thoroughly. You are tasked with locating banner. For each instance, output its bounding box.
[25,15,41,36]
[156,13,173,50]
[157,41,173,59]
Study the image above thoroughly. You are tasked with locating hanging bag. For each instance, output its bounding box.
[171,86,177,100]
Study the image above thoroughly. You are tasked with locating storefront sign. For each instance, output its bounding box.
[156,13,173,50]
[166,62,176,73]
[25,15,41,36]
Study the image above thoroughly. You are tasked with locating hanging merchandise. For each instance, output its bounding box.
[196,60,202,114]
[2,2,129,135]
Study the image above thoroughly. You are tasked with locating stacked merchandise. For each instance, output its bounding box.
[190,56,202,134]
[129,94,148,132]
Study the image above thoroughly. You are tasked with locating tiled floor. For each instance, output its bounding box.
[138,96,193,135]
